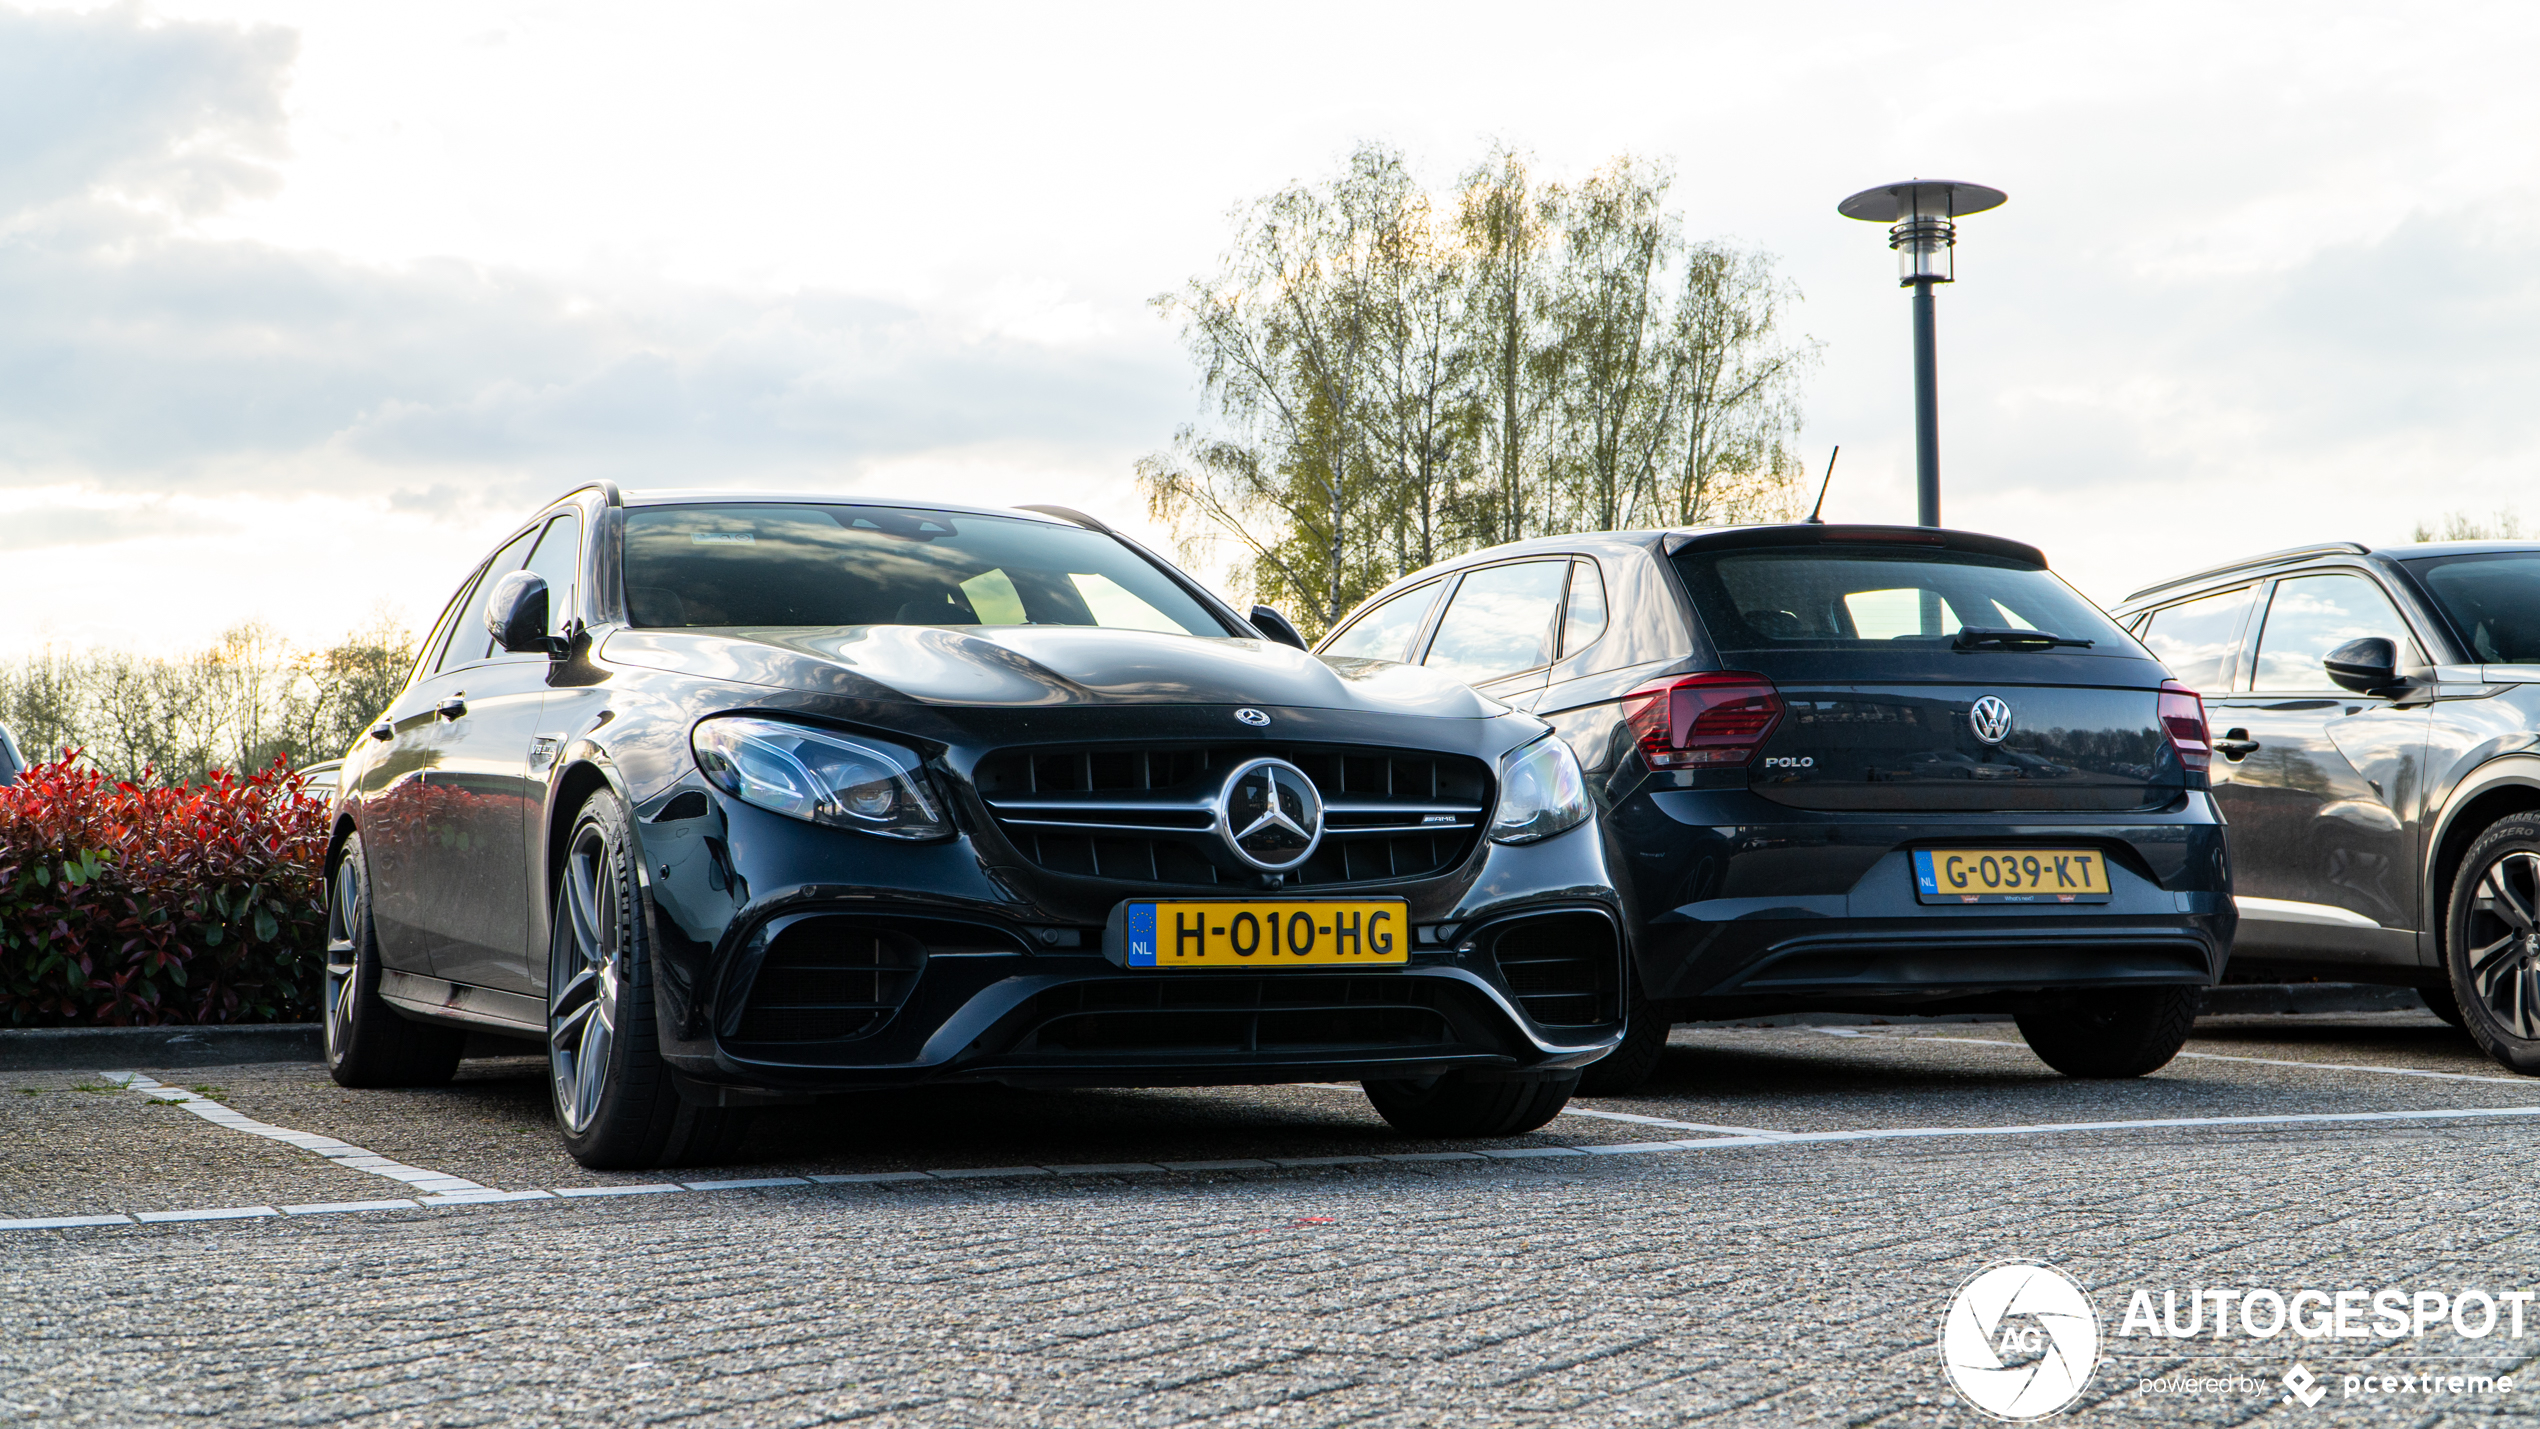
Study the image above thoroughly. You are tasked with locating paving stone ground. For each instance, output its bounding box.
[6,1010,2539,1426]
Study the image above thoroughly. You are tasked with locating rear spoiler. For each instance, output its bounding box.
[1661,523,2048,568]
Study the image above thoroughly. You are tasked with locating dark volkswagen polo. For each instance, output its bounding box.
[1315,523,2237,1089]
[324,486,1625,1166]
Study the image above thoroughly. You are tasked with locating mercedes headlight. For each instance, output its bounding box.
[691,718,948,840]
[1491,735,1590,845]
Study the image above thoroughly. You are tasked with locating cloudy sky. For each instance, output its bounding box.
[5,0,2537,656]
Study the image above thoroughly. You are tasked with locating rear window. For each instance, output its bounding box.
[1670,545,2137,655]
[622,504,1226,635]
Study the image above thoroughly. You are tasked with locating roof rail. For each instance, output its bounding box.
[2120,541,2371,605]
[555,481,623,508]
[1017,503,1112,534]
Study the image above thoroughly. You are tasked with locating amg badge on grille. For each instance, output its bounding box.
[1968,696,2014,745]
[1234,708,1271,727]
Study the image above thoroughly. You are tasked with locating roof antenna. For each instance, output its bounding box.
[1803,446,1840,524]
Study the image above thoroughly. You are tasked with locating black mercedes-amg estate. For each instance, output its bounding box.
[1314,522,2237,1089]
[323,485,1625,1166]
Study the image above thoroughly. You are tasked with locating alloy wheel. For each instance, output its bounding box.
[323,853,365,1064]
[550,823,625,1134]
[2466,849,2540,1039]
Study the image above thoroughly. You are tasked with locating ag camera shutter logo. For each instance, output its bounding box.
[1940,1262,2100,1420]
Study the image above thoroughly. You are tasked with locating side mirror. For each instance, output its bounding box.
[485,571,564,656]
[1249,605,1308,650]
[2323,636,2399,694]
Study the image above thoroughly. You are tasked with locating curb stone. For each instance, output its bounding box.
[0,1024,322,1071]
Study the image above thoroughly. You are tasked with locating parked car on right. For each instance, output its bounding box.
[0,723,24,786]
[2114,539,2540,1072]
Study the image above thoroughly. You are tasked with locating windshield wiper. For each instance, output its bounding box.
[1953,627,2094,651]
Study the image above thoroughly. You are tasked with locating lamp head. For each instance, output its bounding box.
[1838,180,2007,285]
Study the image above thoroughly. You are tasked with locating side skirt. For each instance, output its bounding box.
[381,970,547,1036]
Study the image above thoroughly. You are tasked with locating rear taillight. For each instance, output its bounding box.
[2158,680,2210,776]
[1622,672,1785,769]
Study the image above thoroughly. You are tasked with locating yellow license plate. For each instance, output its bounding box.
[1913,848,2111,904]
[1122,899,1410,968]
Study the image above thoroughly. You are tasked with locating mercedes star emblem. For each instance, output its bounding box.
[1234,708,1271,727]
[1213,757,1323,872]
[1968,695,2014,746]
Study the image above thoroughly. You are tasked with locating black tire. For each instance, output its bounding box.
[323,832,463,1088]
[1576,989,1670,1096]
[2013,986,2200,1078]
[2420,982,2468,1029]
[2444,815,2540,1074]
[1363,1070,1579,1138]
[548,791,752,1168]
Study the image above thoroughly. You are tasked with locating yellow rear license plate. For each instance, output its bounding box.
[1122,899,1410,968]
[1913,849,2111,904]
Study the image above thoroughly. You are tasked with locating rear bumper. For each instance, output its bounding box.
[1613,788,2234,1009]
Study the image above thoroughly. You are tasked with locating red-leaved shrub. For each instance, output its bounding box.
[0,752,329,1025]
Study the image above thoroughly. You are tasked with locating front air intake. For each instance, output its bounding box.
[727,917,1016,1044]
[1486,913,1622,1029]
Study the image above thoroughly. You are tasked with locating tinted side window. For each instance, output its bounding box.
[438,526,543,673]
[1322,581,1442,662]
[2401,553,2540,663]
[1422,561,1567,682]
[2138,586,2253,692]
[2251,574,2419,691]
[1560,559,1607,658]
[411,571,482,691]
[523,513,584,639]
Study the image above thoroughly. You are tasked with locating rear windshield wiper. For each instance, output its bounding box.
[1953,627,2094,651]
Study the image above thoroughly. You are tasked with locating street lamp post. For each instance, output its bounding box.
[1838,180,2007,528]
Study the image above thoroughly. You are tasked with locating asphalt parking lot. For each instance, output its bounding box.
[7,1009,2540,1427]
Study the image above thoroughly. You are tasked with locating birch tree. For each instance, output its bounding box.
[1143,142,1817,638]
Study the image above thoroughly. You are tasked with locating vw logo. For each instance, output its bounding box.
[1234,708,1271,727]
[1212,757,1323,872]
[1969,696,2015,746]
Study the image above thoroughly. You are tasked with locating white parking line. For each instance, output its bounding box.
[1554,1106,1797,1139]
[1803,1029,2537,1086]
[109,1072,493,1199]
[14,1099,2540,1234]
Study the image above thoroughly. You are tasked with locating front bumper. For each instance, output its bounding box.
[1613,787,2236,1013]
[635,782,1628,1097]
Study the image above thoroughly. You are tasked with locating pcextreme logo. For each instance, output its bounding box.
[1939,1262,2101,1421]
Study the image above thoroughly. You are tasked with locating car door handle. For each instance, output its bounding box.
[2214,727,2260,759]
[437,697,468,720]
[369,721,394,742]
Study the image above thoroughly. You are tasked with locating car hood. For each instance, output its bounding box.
[602,625,1507,718]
